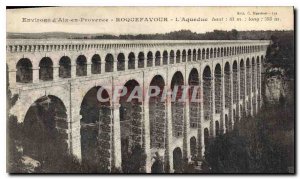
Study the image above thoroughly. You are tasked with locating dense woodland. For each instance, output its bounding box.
[205,93,294,173]
[7,29,292,40]
[265,32,294,79]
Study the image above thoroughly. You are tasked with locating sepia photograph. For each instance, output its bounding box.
[6,6,295,174]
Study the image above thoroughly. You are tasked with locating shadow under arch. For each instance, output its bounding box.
[173,147,183,173]
[16,58,32,83]
[80,86,112,172]
[23,95,68,163]
[119,79,146,173]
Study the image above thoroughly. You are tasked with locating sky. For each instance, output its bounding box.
[6,6,294,34]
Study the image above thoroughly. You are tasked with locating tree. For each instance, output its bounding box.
[7,64,23,173]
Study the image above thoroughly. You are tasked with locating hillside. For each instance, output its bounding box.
[7,29,293,41]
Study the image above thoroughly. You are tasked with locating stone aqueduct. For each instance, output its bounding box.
[7,39,269,172]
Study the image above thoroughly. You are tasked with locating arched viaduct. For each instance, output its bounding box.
[7,39,269,173]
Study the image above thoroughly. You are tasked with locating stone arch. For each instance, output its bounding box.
[252,57,256,66]
[39,57,53,81]
[197,49,201,60]
[213,48,217,58]
[257,56,262,108]
[214,64,222,114]
[204,128,209,147]
[155,51,161,66]
[149,75,166,150]
[192,49,197,61]
[173,147,183,173]
[233,60,238,71]
[215,120,220,136]
[225,114,229,133]
[246,58,251,108]
[117,53,125,71]
[91,54,101,74]
[202,48,205,60]
[252,57,257,115]
[138,52,145,68]
[59,56,71,78]
[203,66,212,121]
[227,47,230,56]
[206,48,209,59]
[151,152,164,173]
[210,48,213,58]
[105,54,114,72]
[217,47,220,57]
[224,62,232,127]
[147,51,153,67]
[240,59,245,101]
[224,62,231,72]
[233,108,237,123]
[190,136,197,158]
[23,95,68,163]
[232,61,238,106]
[221,47,224,57]
[128,52,136,69]
[16,58,32,83]
[176,50,181,63]
[187,49,192,61]
[163,50,168,65]
[76,55,87,76]
[171,71,184,138]
[169,50,175,64]
[226,47,229,56]
[182,50,187,62]
[188,68,200,129]
[119,79,145,173]
[257,56,260,64]
[80,86,112,172]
